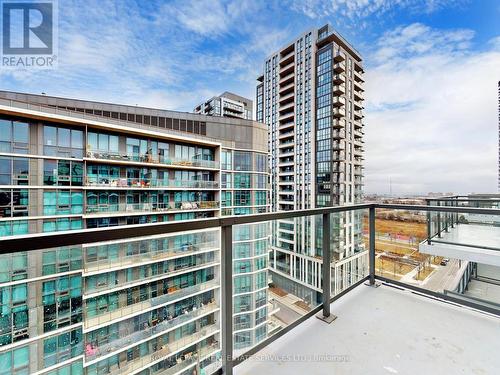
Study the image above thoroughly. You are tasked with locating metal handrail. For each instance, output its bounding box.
[1,203,499,253]
[0,203,499,375]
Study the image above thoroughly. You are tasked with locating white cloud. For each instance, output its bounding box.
[288,0,467,21]
[364,23,500,195]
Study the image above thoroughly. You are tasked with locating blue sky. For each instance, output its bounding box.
[1,0,500,194]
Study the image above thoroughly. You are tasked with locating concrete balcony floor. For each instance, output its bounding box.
[235,283,500,375]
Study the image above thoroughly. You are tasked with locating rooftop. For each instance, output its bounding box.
[235,283,500,375]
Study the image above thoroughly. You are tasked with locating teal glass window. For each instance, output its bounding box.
[0,120,29,154]
[234,173,250,188]
[234,191,250,206]
[44,125,83,158]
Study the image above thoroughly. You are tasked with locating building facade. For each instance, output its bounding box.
[194,92,253,120]
[256,25,367,304]
[0,91,270,374]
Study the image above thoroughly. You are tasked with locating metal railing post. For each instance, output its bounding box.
[322,213,331,317]
[444,200,449,233]
[451,199,455,228]
[221,224,233,374]
[369,206,376,285]
[437,200,442,238]
[426,200,431,244]
[317,213,336,323]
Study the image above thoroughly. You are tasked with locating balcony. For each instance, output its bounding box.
[86,151,219,170]
[85,201,219,215]
[235,283,499,375]
[279,100,294,114]
[279,130,294,141]
[85,176,219,190]
[332,130,346,139]
[353,90,364,102]
[332,84,345,96]
[353,79,364,92]
[332,74,345,85]
[332,96,345,107]
[333,107,346,118]
[280,61,295,76]
[420,196,500,269]
[279,72,295,86]
[279,81,294,96]
[333,62,345,73]
[279,49,295,66]
[1,202,499,375]
[354,70,364,83]
[279,91,295,105]
[332,119,346,128]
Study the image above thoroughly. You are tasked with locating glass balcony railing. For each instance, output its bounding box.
[85,279,219,329]
[84,240,219,272]
[86,150,219,169]
[85,176,219,189]
[85,201,219,214]
[0,200,498,375]
[85,301,219,361]
[101,324,220,375]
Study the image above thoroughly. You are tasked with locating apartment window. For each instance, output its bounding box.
[86,191,119,212]
[86,217,119,228]
[126,137,148,161]
[0,119,29,154]
[221,173,232,188]
[0,220,28,237]
[0,284,29,346]
[234,151,252,171]
[43,190,83,215]
[42,276,82,332]
[42,218,83,232]
[221,150,232,170]
[87,132,119,155]
[0,253,27,283]
[174,144,195,161]
[0,347,29,373]
[42,247,82,276]
[234,191,250,206]
[255,191,267,206]
[234,173,250,189]
[0,156,29,185]
[0,189,28,218]
[234,275,251,294]
[255,154,267,172]
[43,160,83,186]
[256,306,267,325]
[43,126,83,158]
[43,328,82,367]
[221,191,232,207]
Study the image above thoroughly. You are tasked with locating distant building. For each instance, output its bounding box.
[194,92,253,120]
[256,24,366,304]
[498,81,500,191]
[0,90,270,374]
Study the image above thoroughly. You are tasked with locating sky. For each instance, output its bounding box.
[1,0,500,195]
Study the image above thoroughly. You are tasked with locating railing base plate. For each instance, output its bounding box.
[365,281,381,288]
[316,313,337,324]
